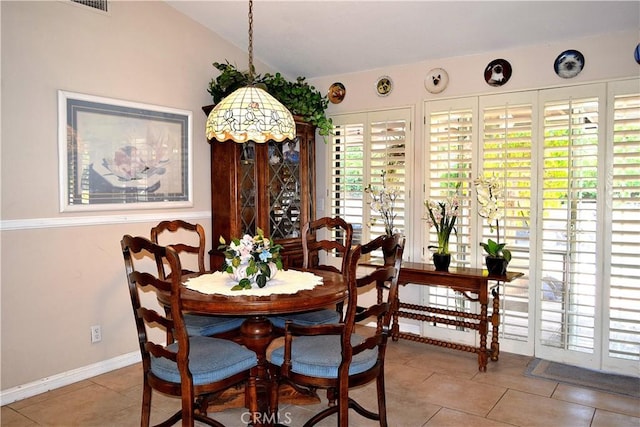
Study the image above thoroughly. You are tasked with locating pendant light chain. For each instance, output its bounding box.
[247,0,254,82]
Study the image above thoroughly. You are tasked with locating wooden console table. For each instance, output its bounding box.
[386,262,523,372]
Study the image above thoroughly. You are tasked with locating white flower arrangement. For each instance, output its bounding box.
[218,228,283,290]
[364,171,399,236]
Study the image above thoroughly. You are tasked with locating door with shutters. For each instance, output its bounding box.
[422,80,640,375]
[535,84,605,367]
[423,94,535,352]
[537,81,640,375]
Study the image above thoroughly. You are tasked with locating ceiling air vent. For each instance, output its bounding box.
[71,0,108,12]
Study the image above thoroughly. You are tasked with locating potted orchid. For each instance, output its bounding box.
[474,175,511,275]
[218,228,283,290]
[364,171,400,237]
[424,183,461,271]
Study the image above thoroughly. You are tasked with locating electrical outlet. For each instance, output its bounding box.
[91,325,101,343]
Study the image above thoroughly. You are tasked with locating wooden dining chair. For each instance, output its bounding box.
[151,220,244,339]
[268,234,405,427]
[269,216,353,332]
[121,235,259,427]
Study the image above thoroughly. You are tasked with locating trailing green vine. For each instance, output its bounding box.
[207,61,333,139]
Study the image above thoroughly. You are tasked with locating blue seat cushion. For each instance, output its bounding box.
[270,334,378,379]
[183,314,244,336]
[151,336,257,385]
[268,309,340,329]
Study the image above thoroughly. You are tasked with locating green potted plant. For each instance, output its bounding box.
[207,61,333,140]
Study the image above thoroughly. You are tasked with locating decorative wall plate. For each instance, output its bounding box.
[425,68,449,94]
[375,76,393,96]
[634,43,640,64]
[554,49,585,79]
[328,82,346,104]
[484,59,512,87]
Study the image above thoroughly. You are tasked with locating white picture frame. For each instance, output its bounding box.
[58,91,193,212]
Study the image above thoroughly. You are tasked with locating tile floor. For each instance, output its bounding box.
[2,338,639,426]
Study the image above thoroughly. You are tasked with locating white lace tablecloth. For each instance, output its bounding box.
[184,269,324,296]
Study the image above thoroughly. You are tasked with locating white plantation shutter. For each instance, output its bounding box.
[369,116,408,238]
[330,116,366,244]
[479,93,535,346]
[426,100,474,266]
[537,84,604,365]
[423,98,476,337]
[603,80,640,373]
[329,109,411,249]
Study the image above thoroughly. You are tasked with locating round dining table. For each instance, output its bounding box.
[177,269,345,361]
[157,268,347,426]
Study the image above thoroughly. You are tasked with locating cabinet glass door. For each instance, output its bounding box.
[268,138,302,239]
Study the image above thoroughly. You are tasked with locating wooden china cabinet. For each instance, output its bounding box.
[204,107,317,270]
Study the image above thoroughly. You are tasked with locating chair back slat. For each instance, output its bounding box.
[137,307,173,330]
[130,271,171,293]
[352,334,384,354]
[302,216,353,274]
[151,220,206,279]
[145,342,178,362]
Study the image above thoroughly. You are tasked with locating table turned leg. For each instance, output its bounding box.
[241,316,274,377]
[478,299,488,372]
[491,287,501,361]
[240,316,274,426]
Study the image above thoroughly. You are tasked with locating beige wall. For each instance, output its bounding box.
[1,0,638,401]
[0,0,272,395]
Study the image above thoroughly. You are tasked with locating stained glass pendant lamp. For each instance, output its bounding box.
[206,0,295,143]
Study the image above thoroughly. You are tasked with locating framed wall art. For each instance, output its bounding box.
[58,91,193,212]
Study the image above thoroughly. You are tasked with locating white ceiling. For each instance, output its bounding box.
[166,1,640,79]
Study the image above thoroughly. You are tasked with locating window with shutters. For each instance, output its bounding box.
[329,109,411,258]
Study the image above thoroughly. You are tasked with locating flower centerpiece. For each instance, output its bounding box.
[218,228,283,290]
[424,184,460,271]
[474,175,511,275]
[364,171,399,236]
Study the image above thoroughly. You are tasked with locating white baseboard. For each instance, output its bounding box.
[0,351,141,406]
